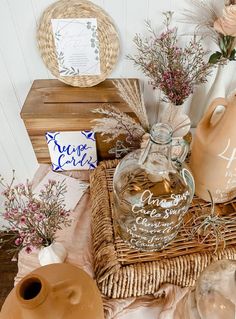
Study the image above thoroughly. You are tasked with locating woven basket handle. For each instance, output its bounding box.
[200,97,228,130]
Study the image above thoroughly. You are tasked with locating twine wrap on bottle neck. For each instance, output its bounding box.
[138,123,173,166]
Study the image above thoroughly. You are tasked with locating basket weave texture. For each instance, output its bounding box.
[37,0,120,87]
[90,160,236,298]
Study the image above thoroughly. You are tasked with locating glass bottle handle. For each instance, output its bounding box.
[171,138,189,165]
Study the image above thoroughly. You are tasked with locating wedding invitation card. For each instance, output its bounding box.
[51,18,101,76]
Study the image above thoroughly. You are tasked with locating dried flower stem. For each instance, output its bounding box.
[113,79,149,130]
[92,104,145,143]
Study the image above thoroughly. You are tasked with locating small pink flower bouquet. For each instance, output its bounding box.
[128,12,212,106]
[0,174,71,255]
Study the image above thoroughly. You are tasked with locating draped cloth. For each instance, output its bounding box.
[14,165,189,319]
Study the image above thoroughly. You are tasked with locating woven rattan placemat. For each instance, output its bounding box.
[90,160,236,298]
[37,0,120,87]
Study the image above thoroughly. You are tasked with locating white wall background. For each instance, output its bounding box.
[0,0,236,225]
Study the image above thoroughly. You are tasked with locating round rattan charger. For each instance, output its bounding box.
[37,0,120,87]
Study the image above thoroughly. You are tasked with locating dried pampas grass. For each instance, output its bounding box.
[112,79,149,130]
[92,104,145,143]
[181,0,223,43]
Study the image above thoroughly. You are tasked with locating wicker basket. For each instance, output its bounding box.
[37,0,120,87]
[90,160,236,298]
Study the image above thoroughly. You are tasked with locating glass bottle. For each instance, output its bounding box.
[113,123,195,252]
[174,260,236,319]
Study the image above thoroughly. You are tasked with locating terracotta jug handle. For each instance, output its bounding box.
[52,280,81,305]
[200,97,228,129]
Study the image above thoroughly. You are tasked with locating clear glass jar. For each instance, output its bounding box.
[113,123,195,252]
[174,260,236,319]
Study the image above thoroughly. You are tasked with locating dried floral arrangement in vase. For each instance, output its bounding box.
[128,11,213,136]
[90,12,236,253]
[183,0,236,109]
[92,13,213,155]
[91,50,197,252]
[91,59,197,252]
[0,174,71,265]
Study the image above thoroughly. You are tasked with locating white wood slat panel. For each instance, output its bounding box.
[0,0,32,108]
[148,0,172,22]
[0,101,28,181]
[123,0,149,79]
[0,140,13,227]
[0,53,38,178]
[91,0,104,7]
[7,0,49,82]
[31,0,57,23]
[0,142,15,183]
[173,0,197,36]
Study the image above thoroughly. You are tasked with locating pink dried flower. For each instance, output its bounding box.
[2,189,9,197]
[15,183,25,191]
[25,246,32,254]
[3,212,10,219]
[36,213,44,221]
[49,179,57,186]
[20,216,26,224]
[15,238,22,246]
[19,231,25,238]
[128,12,213,105]
[0,176,71,256]
[30,202,39,212]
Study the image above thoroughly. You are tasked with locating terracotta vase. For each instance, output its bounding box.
[0,263,104,319]
[190,92,236,203]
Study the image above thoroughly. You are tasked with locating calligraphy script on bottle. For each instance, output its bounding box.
[125,189,190,249]
[215,138,236,201]
[46,131,97,171]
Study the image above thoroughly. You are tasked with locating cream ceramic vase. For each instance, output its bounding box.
[190,93,236,203]
[38,242,67,266]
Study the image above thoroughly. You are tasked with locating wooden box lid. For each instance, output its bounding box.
[20,79,140,163]
[21,79,137,119]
